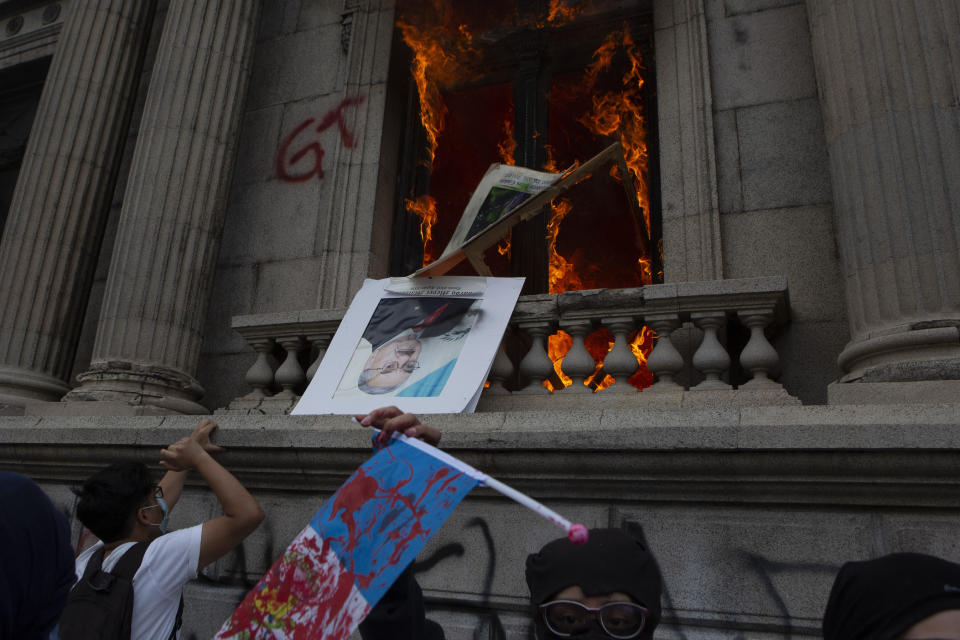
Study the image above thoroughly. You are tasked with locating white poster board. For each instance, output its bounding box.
[437,164,562,262]
[292,276,524,415]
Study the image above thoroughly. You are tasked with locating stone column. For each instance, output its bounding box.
[0,1,157,408]
[65,0,261,413]
[806,0,960,384]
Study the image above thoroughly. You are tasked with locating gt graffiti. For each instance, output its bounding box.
[276,95,366,182]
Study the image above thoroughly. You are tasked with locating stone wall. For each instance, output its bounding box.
[703,0,847,404]
[174,0,848,410]
[6,405,960,639]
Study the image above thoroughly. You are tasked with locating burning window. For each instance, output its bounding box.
[389,0,659,391]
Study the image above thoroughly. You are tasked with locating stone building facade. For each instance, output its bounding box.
[0,0,958,638]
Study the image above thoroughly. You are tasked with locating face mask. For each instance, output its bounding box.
[143,496,170,534]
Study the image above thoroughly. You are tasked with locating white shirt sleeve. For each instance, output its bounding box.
[137,524,203,595]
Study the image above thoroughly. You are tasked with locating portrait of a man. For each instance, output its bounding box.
[334,297,480,398]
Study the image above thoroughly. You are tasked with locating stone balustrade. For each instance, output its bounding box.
[224,276,796,413]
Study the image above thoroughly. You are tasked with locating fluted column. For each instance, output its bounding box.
[0,1,157,407]
[807,0,960,381]
[66,0,261,413]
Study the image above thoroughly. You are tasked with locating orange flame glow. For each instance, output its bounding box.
[540,24,655,392]
[546,0,583,25]
[547,331,573,392]
[497,233,511,257]
[497,117,516,166]
[397,5,656,391]
[397,18,477,263]
[405,194,439,264]
[578,26,650,237]
[546,197,584,294]
[397,22,451,170]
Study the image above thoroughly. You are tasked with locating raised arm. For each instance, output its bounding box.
[157,418,225,510]
[160,429,265,571]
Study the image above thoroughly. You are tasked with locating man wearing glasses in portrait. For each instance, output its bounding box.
[337,297,480,398]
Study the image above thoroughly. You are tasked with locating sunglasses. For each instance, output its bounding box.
[539,600,648,639]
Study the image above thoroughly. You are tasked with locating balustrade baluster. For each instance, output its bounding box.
[486,338,513,394]
[559,319,597,393]
[738,310,782,389]
[691,312,731,390]
[242,338,275,399]
[274,337,307,398]
[646,314,684,389]
[305,334,332,382]
[517,321,554,394]
[599,317,639,392]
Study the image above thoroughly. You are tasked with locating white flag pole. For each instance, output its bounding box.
[478,473,589,545]
[376,429,590,545]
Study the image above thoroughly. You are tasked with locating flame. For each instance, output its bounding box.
[547,197,584,293]
[396,6,656,391]
[497,233,511,257]
[540,25,656,392]
[546,331,573,392]
[638,256,652,282]
[497,117,516,165]
[625,326,657,389]
[397,22,451,170]
[586,330,614,390]
[397,18,478,264]
[546,0,583,25]
[405,194,439,264]
[546,325,656,392]
[578,26,650,239]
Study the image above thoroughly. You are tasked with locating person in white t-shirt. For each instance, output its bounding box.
[71,419,264,640]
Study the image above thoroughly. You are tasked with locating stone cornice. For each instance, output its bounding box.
[3,404,959,507]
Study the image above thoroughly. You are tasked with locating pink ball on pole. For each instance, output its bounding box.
[567,523,589,545]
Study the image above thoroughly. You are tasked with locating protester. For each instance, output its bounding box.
[526,527,662,640]
[0,472,75,639]
[65,419,264,640]
[355,407,663,640]
[823,552,960,640]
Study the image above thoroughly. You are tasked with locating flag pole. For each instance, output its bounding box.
[479,474,589,545]
[373,427,589,545]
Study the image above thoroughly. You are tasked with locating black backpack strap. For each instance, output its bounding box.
[169,594,184,640]
[82,547,106,581]
[110,542,150,580]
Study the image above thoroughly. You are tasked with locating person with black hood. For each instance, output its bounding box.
[355,407,664,640]
[823,552,960,640]
[0,472,75,640]
[525,527,662,640]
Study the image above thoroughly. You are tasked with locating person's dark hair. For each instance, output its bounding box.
[73,461,155,543]
[823,552,960,640]
[525,525,663,640]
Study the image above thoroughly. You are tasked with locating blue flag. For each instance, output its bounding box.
[214,434,483,640]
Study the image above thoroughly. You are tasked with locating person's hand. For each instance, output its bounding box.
[355,406,441,447]
[190,418,226,454]
[160,437,210,472]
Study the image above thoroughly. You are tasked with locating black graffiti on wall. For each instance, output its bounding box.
[58,487,843,640]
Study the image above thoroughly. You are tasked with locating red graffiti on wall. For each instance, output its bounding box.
[276,95,366,182]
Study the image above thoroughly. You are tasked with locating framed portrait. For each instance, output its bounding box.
[292,276,524,415]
